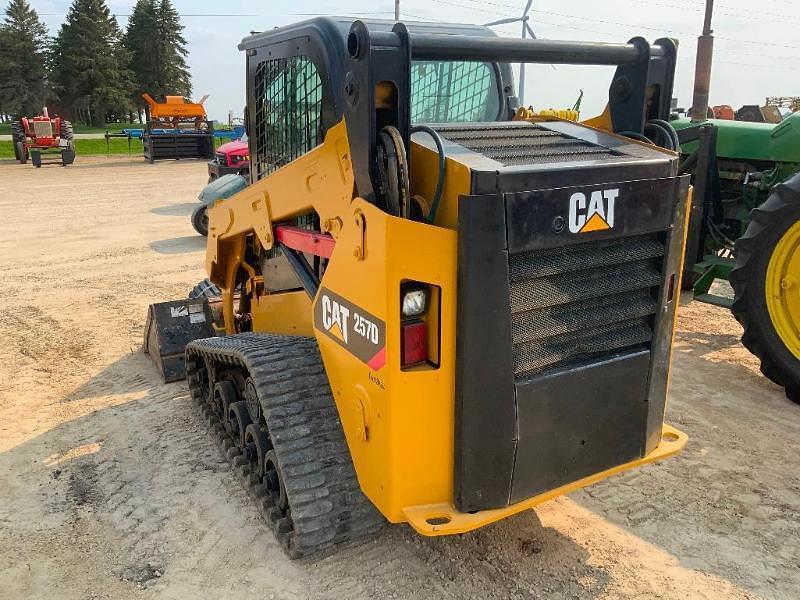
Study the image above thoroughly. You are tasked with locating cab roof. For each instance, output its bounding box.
[238,16,497,52]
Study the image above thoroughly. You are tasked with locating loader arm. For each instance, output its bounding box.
[206,120,356,333]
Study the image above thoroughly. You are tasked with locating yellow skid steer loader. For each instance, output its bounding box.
[145,17,690,557]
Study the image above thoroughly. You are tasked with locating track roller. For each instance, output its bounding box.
[228,401,252,448]
[212,380,237,420]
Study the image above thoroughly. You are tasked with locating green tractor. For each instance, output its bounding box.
[670,113,800,402]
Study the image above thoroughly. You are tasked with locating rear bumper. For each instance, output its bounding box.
[403,423,686,536]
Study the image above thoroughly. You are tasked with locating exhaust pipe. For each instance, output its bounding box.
[690,0,715,122]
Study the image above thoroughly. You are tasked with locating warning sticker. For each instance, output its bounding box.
[170,306,188,318]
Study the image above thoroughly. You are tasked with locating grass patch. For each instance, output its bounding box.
[0,138,144,158]
[0,122,140,135]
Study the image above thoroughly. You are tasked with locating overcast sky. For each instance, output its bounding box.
[29,0,797,121]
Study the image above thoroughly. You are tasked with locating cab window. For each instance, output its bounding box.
[410,61,500,123]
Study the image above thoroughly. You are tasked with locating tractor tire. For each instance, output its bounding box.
[191,204,209,236]
[730,174,800,403]
[188,278,221,300]
[11,122,23,161]
[59,120,74,141]
[16,141,28,164]
[31,150,41,168]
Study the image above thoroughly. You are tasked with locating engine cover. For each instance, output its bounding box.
[441,121,690,512]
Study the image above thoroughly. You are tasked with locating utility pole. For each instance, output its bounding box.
[690,0,715,122]
[395,0,400,20]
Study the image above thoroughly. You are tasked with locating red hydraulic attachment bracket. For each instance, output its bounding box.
[274,225,336,259]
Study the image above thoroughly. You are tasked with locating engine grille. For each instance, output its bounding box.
[509,233,665,379]
[33,120,53,139]
[434,123,624,166]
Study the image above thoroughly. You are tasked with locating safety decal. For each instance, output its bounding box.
[313,287,386,370]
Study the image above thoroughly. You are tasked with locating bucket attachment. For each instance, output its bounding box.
[144,298,216,382]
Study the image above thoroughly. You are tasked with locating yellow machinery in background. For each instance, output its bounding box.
[142,92,210,127]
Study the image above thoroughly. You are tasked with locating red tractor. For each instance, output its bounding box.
[11,107,76,167]
[207,138,249,182]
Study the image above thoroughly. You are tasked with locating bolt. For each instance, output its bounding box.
[781,276,797,290]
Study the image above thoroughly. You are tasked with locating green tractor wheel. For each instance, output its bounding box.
[731,174,800,403]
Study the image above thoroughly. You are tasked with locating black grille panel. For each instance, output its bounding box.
[434,123,624,166]
[215,152,227,166]
[509,234,664,378]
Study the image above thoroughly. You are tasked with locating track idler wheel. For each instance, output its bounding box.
[264,449,289,513]
[212,380,237,421]
[243,377,261,423]
[227,401,252,449]
[244,423,271,487]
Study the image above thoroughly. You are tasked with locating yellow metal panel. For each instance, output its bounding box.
[402,424,687,535]
[251,290,314,337]
[582,104,614,132]
[409,140,472,231]
[313,199,458,522]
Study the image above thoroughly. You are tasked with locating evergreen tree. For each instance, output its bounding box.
[51,0,133,125]
[156,0,191,97]
[124,0,190,121]
[123,0,158,119]
[0,0,50,117]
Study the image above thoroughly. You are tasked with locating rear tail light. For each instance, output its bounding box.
[400,281,436,368]
[401,319,427,367]
[401,287,428,317]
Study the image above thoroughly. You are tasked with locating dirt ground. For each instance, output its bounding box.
[1,156,798,600]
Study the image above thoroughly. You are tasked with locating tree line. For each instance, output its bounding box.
[0,0,191,125]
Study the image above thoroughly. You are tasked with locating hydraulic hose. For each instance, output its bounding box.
[649,118,680,150]
[619,130,654,144]
[644,121,676,150]
[410,125,447,224]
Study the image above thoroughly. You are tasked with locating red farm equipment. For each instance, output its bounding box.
[11,107,76,167]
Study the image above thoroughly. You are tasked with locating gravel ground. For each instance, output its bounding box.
[0,156,798,600]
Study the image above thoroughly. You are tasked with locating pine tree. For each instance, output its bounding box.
[123,0,158,120]
[51,0,134,125]
[0,0,50,117]
[156,0,191,97]
[124,0,191,121]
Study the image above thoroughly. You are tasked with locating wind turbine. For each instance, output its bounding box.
[484,0,549,106]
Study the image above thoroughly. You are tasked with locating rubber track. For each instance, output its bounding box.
[185,333,385,558]
[188,277,220,300]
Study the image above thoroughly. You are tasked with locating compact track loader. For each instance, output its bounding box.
[146,17,691,557]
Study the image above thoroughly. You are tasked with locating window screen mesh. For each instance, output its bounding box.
[410,61,499,123]
[253,56,323,181]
